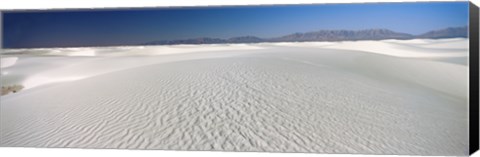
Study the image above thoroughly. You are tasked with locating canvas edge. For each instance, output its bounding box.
[469,1,479,155]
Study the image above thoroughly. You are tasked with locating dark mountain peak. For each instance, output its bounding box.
[416,26,468,39]
[358,28,395,34]
[227,36,264,43]
[274,28,413,42]
[190,37,225,43]
[144,37,226,45]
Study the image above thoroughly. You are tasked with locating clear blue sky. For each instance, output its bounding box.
[2,2,469,48]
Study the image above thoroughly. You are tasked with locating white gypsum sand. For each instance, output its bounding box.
[0,38,469,155]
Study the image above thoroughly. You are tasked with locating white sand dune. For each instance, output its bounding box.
[1,45,260,89]
[261,38,468,59]
[1,44,264,57]
[0,57,18,68]
[0,39,469,155]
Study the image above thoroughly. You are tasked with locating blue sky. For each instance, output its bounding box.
[2,2,469,48]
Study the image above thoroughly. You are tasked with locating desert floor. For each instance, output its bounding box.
[0,38,469,155]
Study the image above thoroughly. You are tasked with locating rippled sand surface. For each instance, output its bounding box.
[0,39,469,155]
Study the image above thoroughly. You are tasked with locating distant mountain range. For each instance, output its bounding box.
[142,26,468,45]
[416,26,468,39]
